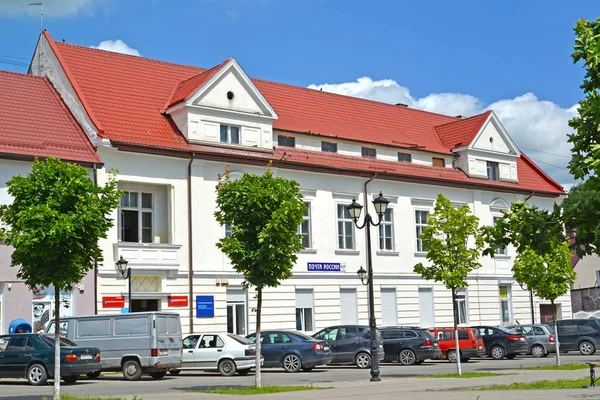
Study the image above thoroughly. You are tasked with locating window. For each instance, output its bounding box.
[220,124,240,145]
[533,326,546,336]
[114,317,148,335]
[378,208,394,251]
[183,335,199,349]
[403,330,418,339]
[398,152,412,163]
[295,289,314,331]
[381,288,398,326]
[337,204,355,250]
[340,288,358,325]
[298,202,311,249]
[314,328,338,341]
[277,135,295,147]
[322,141,337,153]
[596,270,600,286]
[455,289,468,325]
[499,286,512,324]
[493,217,508,255]
[120,191,153,243]
[224,224,232,237]
[487,161,499,181]
[77,319,110,337]
[264,332,292,344]
[432,157,445,167]
[361,147,376,158]
[227,288,247,336]
[202,334,224,348]
[415,210,429,252]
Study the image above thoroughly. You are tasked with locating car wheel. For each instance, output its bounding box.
[218,359,237,377]
[27,363,48,386]
[579,340,596,355]
[491,346,505,360]
[63,375,79,384]
[282,354,302,373]
[531,344,545,358]
[122,360,143,381]
[168,370,181,376]
[86,371,101,379]
[446,350,458,363]
[355,352,371,369]
[237,369,251,375]
[398,349,417,365]
[460,357,470,363]
[302,366,315,372]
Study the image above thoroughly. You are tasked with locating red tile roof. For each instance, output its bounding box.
[0,70,100,165]
[435,111,492,149]
[41,32,564,196]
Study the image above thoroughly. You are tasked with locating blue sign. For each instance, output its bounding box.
[307,262,345,272]
[196,295,215,318]
[121,307,129,314]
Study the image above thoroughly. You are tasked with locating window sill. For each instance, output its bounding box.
[376,251,399,256]
[299,248,318,254]
[414,252,427,258]
[494,254,511,260]
[335,249,360,256]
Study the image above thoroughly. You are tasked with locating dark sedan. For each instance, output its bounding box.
[246,330,333,372]
[0,334,101,385]
[380,326,442,365]
[471,326,528,360]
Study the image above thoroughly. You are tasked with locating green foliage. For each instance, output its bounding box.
[214,164,305,290]
[0,157,120,291]
[512,240,575,303]
[413,193,484,291]
[472,378,589,391]
[562,178,600,257]
[568,17,600,179]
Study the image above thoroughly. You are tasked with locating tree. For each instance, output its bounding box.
[413,193,484,375]
[214,164,305,387]
[511,241,575,366]
[0,157,120,399]
[562,178,600,257]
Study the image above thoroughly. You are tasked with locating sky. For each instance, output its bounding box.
[0,0,598,187]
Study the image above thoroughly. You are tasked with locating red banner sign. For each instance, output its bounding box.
[168,295,188,307]
[102,296,125,308]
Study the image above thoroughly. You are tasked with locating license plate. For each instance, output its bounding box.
[520,338,526,342]
[159,349,169,356]
[478,345,483,349]
[324,346,330,351]
[80,354,92,360]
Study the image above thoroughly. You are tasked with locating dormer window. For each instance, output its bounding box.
[322,141,337,153]
[278,135,295,147]
[432,157,445,168]
[220,124,240,145]
[362,147,376,158]
[487,161,499,181]
[398,152,412,163]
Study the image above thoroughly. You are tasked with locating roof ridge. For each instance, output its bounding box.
[434,110,492,129]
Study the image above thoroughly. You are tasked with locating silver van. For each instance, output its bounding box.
[47,312,182,381]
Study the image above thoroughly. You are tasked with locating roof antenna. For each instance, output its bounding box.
[29,1,44,75]
[29,1,44,32]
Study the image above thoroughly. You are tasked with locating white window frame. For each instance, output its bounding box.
[298,201,312,249]
[414,209,429,253]
[295,289,314,332]
[499,285,512,325]
[336,203,355,250]
[119,191,154,243]
[224,224,232,238]
[220,124,240,145]
[493,216,508,256]
[455,289,468,325]
[226,288,248,336]
[378,207,395,251]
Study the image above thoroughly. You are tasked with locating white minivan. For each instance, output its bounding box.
[47,312,182,381]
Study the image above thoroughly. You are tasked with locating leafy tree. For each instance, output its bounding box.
[413,193,484,375]
[0,157,120,399]
[562,178,600,257]
[214,164,305,387]
[511,241,575,366]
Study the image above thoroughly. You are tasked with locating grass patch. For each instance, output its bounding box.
[421,372,506,378]
[520,363,589,371]
[192,385,327,395]
[472,378,590,390]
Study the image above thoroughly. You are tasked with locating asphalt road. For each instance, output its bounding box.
[1,353,599,400]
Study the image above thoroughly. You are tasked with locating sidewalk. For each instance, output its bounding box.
[133,369,600,400]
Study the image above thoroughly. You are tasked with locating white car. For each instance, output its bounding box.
[170,332,262,376]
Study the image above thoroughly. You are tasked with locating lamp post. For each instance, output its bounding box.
[347,191,389,382]
[115,256,131,312]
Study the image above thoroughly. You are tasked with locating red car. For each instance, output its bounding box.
[428,327,485,362]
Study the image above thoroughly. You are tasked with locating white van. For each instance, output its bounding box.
[47,312,182,381]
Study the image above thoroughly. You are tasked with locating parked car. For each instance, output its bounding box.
[173,332,261,376]
[506,324,555,357]
[47,311,182,381]
[312,325,384,369]
[0,334,101,386]
[428,327,485,362]
[556,318,600,355]
[471,326,528,360]
[246,330,333,372]
[379,326,441,365]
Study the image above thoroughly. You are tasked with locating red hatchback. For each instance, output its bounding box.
[428,327,485,362]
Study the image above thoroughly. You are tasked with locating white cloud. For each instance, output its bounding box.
[309,77,578,186]
[0,0,97,17]
[92,40,140,56]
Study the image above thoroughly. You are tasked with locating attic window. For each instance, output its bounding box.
[322,141,337,153]
[220,124,240,145]
[278,135,295,147]
[361,147,376,158]
[398,153,412,163]
[432,157,445,168]
[487,161,499,181]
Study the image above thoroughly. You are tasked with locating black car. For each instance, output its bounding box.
[471,326,528,360]
[556,318,600,355]
[380,326,442,365]
[312,325,385,369]
[0,334,101,385]
[246,330,333,372]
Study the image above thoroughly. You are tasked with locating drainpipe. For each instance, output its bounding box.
[187,153,195,333]
[93,163,98,315]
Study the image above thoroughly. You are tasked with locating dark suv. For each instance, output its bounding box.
[380,326,441,365]
[556,318,600,355]
[312,325,385,369]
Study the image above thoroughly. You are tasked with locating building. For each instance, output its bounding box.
[23,31,570,335]
[0,70,101,333]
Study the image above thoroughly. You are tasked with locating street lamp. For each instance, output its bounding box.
[115,256,131,312]
[347,191,389,382]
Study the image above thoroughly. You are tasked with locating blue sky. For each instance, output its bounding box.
[0,0,597,185]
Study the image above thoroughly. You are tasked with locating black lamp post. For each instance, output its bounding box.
[347,191,389,382]
[115,256,131,312]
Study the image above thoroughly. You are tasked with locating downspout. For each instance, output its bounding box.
[188,153,195,333]
[92,163,98,315]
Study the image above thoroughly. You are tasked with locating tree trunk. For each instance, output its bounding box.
[552,299,560,367]
[452,289,462,375]
[54,285,61,399]
[254,288,262,388]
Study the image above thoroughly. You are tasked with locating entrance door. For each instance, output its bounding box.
[226,288,247,335]
[418,288,434,328]
[131,299,159,312]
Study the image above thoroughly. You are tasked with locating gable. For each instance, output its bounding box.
[472,119,514,154]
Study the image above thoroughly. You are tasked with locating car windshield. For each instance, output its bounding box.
[291,331,315,341]
[228,334,253,345]
[40,335,78,347]
[497,327,516,334]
